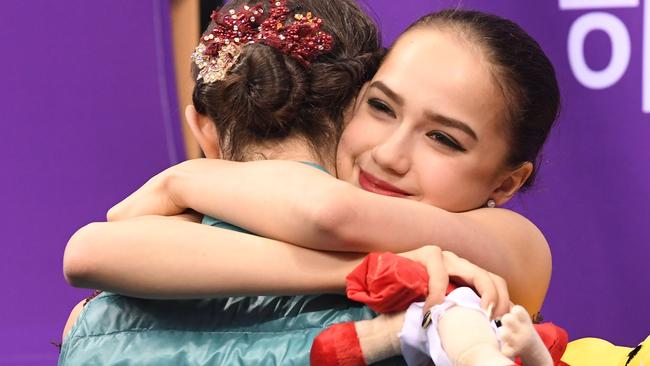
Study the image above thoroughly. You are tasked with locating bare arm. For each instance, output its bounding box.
[109,159,550,311]
[63,217,361,299]
[63,217,514,314]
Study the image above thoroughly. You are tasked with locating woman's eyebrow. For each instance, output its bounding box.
[369,81,404,106]
[370,80,478,141]
[424,111,478,141]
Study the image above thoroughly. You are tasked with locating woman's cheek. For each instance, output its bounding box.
[338,121,366,157]
[415,161,465,208]
[335,137,355,181]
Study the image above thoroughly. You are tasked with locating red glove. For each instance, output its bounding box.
[346,252,455,313]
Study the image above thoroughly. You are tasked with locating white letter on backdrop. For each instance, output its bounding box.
[568,12,631,89]
[642,0,650,113]
[559,0,639,9]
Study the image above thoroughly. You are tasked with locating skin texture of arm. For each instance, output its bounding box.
[63,217,513,315]
[109,159,550,312]
[63,217,363,299]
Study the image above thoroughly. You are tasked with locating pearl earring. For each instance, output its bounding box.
[486,199,496,208]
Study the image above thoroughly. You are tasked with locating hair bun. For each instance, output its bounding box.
[222,44,308,139]
[307,49,385,118]
[192,43,309,159]
[191,0,383,161]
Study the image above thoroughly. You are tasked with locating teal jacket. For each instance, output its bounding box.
[59,291,383,365]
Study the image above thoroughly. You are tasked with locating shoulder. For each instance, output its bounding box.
[460,208,552,313]
[460,208,548,250]
[461,208,548,247]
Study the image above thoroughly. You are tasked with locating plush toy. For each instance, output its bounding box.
[311,252,568,366]
[561,335,650,366]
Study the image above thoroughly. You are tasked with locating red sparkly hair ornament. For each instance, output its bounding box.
[192,0,334,83]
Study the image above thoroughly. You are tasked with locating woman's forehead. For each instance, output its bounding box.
[381,28,490,90]
[374,28,506,132]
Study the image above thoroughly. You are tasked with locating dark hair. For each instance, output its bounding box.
[192,0,383,162]
[406,10,560,189]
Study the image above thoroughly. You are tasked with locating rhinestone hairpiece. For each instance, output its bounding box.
[191,0,333,83]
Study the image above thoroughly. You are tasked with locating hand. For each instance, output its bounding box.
[398,245,511,319]
[107,166,185,221]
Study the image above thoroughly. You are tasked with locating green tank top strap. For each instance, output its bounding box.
[299,161,330,174]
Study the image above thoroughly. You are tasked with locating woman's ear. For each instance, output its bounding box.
[491,162,533,206]
[185,105,221,159]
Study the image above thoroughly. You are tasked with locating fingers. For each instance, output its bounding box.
[106,176,159,221]
[441,251,494,309]
[488,272,511,318]
[401,245,449,315]
[106,170,181,221]
[422,247,449,314]
[397,247,512,322]
[106,194,136,221]
[441,251,509,319]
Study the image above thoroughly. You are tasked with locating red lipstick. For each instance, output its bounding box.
[358,170,410,198]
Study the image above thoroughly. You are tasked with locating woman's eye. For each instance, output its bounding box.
[367,98,396,117]
[426,131,466,152]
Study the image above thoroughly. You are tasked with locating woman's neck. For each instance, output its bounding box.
[243,138,335,173]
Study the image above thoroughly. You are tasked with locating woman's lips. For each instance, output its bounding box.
[358,170,410,198]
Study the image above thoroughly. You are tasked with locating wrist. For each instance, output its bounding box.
[328,253,365,293]
[166,160,198,210]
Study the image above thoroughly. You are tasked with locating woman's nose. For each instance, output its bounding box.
[370,127,411,175]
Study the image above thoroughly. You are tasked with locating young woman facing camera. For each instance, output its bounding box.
[100,8,559,312]
[63,5,561,366]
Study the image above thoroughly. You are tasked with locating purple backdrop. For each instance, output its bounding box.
[2,0,648,363]
[0,0,184,363]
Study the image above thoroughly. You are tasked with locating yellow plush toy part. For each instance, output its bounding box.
[561,335,650,366]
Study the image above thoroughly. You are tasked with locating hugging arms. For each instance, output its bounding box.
[91,158,550,313]
[60,158,552,364]
[60,3,562,365]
